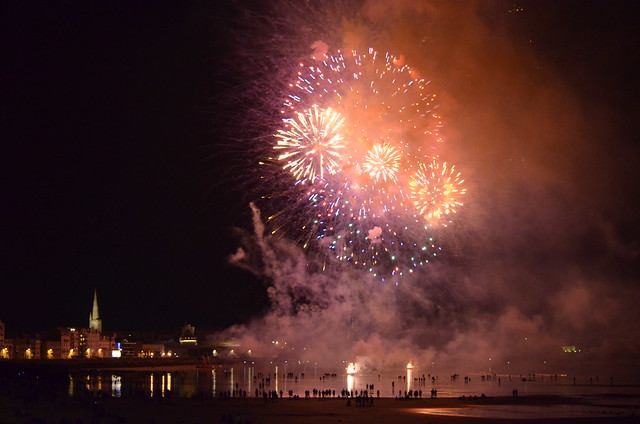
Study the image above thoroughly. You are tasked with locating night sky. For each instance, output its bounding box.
[2,1,268,334]
[2,0,639,340]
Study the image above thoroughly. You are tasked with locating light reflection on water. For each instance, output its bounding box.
[211,369,216,397]
[111,375,121,398]
[414,404,640,419]
[68,372,177,398]
[67,366,640,407]
[347,374,355,393]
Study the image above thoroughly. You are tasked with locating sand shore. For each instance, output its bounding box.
[1,393,638,424]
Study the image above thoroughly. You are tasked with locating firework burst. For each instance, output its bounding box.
[264,47,466,281]
[274,105,345,181]
[363,143,402,183]
[410,159,466,222]
[282,48,443,154]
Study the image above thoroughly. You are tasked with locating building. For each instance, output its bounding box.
[89,289,102,332]
[83,290,116,357]
[13,333,41,359]
[0,291,118,360]
[139,343,165,358]
[55,291,116,358]
[179,324,197,345]
[0,321,12,359]
[60,327,81,358]
[84,327,116,358]
[0,322,43,360]
[42,339,61,359]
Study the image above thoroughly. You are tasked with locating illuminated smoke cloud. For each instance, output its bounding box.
[228,247,246,264]
[310,40,329,60]
[217,0,640,377]
[367,226,382,240]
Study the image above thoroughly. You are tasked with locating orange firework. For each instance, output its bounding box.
[362,143,402,183]
[409,158,466,222]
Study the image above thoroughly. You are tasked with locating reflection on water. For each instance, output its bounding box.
[111,375,121,398]
[414,404,640,419]
[65,365,640,410]
[211,369,216,397]
[347,374,355,393]
[68,371,176,398]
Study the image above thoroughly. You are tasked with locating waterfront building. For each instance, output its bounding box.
[60,327,81,358]
[140,343,165,357]
[0,321,13,359]
[89,289,102,332]
[42,339,61,359]
[179,324,197,345]
[13,333,42,359]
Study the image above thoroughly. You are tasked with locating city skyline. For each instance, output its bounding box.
[0,288,207,337]
[0,289,218,360]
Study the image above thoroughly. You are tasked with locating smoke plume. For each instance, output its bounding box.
[219,0,640,378]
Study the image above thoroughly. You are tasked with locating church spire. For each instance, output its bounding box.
[89,289,102,332]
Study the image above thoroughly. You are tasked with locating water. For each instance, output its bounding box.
[0,363,626,419]
[67,363,640,404]
[414,404,640,419]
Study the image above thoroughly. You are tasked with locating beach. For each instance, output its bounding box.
[2,391,639,424]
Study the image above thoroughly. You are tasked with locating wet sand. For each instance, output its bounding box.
[1,394,638,424]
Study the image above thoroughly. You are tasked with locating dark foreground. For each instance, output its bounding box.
[1,393,639,424]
